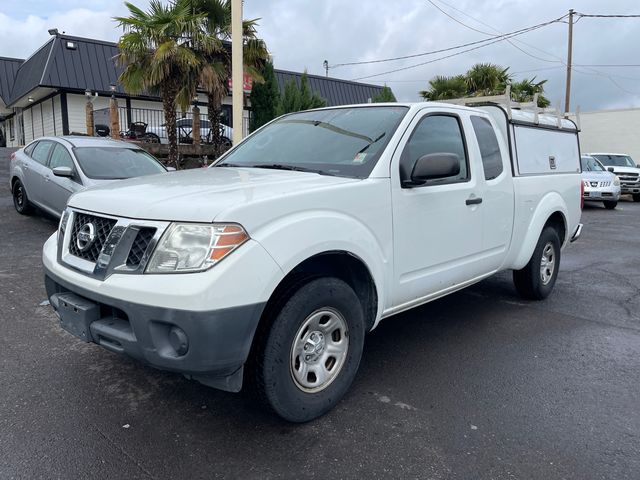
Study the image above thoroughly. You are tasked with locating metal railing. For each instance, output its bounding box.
[93,106,249,142]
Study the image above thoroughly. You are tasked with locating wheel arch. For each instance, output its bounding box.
[510,192,569,270]
[258,250,379,334]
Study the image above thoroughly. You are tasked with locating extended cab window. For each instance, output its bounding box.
[31,141,53,166]
[400,114,468,186]
[471,116,503,180]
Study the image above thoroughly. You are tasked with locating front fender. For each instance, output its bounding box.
[511,191,568,270]
[251,210,389,323]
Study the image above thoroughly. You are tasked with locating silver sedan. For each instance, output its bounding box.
[9,136,168,218]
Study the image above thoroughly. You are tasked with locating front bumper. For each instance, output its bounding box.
[583,185,621,201]
[45,267,265,392]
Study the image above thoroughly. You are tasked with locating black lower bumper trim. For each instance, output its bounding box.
[44,267,266,392]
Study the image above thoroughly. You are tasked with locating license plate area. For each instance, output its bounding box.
[52,292,100,342]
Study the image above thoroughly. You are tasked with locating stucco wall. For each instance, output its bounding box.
[571,108,640,162]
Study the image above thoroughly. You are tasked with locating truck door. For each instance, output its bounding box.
[468,115,515,271]
[390,110,488,308]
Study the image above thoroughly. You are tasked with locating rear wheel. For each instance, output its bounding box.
[513,226,561,300]
[603,200,617,210]
[633,194,640,202]
[12,179,33,215]
[251,277,365,422]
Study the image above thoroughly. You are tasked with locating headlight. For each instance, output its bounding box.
[613,176,620,186]
[58,208,71,242]
[146,223,249,273]
[583,180,589,188]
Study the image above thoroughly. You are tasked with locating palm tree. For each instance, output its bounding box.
[465,63,511,96]
[419,75,467,101]
[510,78,551,108]
[182,0,269,156]
[115,0,213,167]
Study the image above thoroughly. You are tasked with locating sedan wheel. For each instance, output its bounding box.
[12,180,33,215]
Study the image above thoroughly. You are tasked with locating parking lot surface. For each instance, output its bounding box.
[1,148,639,479]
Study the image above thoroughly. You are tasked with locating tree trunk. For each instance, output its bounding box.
[207,90,225,159]
[162,82,180,169]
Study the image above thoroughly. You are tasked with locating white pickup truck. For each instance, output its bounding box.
[43,102,582,422]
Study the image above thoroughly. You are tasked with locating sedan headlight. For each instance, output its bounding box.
[613,176,620,186]
[583,180,589,188]
[146,223,249,273]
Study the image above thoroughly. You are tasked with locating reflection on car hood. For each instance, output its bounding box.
[581,170,616,182]
[68,167,357,222]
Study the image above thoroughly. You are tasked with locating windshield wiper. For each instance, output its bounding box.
[215,162,244,167]
[252,164,336,176]
[357,132,386,155]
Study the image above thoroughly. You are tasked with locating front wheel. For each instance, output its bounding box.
[251,277,365,422]
[603,200,617,210]
[513,226,561,300]
[12,179,33,215]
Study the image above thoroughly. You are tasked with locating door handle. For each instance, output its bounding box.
[465,196,483,206]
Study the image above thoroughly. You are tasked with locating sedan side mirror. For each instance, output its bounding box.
[636,164,640,169]
[607,167,615,173]
[408,153,461,186]
[52,166,74,178]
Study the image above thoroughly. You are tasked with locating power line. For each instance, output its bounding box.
[350,17,566,80]
[574,64,640,67]
[428,0,564,65]
[330,14,567,69]
[575,13,640,18]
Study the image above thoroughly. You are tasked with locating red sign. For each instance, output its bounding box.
[227,73,253,93]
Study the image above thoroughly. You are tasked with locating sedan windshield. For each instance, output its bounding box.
[581,157,604,172]
[592,154,636,168]
[73,147,166,180]
[216,106,409,178]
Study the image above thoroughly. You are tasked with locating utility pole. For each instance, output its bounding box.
[564,8,574,114]
[323,60,329,77]
[231,0,243,145]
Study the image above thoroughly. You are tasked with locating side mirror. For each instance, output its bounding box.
[52,166,74,178]
[607,167,615,173]
[636,164,640,169]
[408,153,461,185]
[166,166,176,172]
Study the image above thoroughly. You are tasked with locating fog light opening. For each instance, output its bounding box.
[168,326,189,356]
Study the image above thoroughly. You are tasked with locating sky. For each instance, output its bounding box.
[0,0,639,111]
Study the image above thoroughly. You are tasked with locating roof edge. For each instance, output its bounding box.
[273,68,385,89]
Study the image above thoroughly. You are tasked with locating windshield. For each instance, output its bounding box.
[581,156,604,172]
[73,147,166,180]
[591,154,635,168]
[216,106,409,178]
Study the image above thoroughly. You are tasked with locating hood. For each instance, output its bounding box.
[68,167,357,222]
[602,166,640,175]
[581,170,616,182]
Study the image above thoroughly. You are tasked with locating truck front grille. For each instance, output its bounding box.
[68,213,117,263]
[126,227,157,268]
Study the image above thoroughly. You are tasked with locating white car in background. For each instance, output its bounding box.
[588,152,640,202]
[580,155,620,209]
[147,117,233,146]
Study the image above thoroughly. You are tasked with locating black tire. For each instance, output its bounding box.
[633,194,640,202]
[251,277,365,422]
[603,200,617,210]
[12,179,33,215]
[513,226,561,300]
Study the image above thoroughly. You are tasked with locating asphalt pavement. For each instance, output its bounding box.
[1,148,638,479]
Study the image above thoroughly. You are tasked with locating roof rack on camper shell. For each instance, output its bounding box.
[439,85,581,131]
